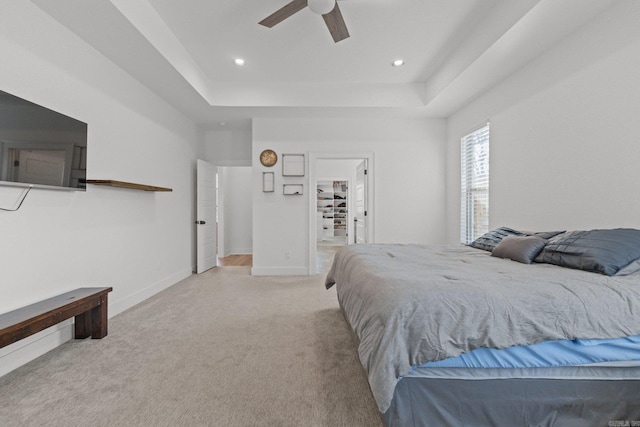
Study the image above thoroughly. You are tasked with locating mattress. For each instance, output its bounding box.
[326,243,640,414]
[384,367,640,427]
[406,333,640,371]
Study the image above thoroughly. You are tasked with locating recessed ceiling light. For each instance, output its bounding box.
[392,59,405,67]
[220,122,226,126]
[234,58,245,66]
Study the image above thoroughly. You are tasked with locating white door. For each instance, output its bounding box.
[196,159,217,274]
[355,160,368,244]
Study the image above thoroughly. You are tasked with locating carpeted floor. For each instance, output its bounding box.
[0,261,382,426]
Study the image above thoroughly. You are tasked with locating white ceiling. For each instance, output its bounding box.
[31,0,616,130]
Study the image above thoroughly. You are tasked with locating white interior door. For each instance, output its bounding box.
[196,159,217,274]
[355,160,368,244]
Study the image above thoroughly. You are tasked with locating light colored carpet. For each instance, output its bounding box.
[315,244,343,273]
[0,264,382,426]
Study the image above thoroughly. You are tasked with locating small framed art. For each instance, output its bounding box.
[263,172,275,192]
[282,154,305,177]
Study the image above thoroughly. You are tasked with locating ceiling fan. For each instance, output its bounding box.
[259,0,350,43]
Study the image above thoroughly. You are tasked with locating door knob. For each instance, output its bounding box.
[195,220,206,225]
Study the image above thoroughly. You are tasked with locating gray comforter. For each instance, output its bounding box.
[325,244,640,413]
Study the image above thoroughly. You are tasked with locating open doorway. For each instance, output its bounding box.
[309,153,374,275]
[316,159,362,247]
[316,174,352,272]
[217,166,253,267]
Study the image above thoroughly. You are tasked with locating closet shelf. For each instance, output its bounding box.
[87,179,172,192]
[317,180,348,243]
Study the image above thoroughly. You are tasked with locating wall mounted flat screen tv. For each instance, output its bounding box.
[0,89,87,191]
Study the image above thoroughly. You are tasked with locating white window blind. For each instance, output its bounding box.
[461,124,490,244]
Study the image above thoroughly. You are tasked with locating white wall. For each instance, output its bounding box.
[252,117,446,275]
[0,2,199,376]
[219,166,252,256]
[204,129,252,167]
[445,1,640,243]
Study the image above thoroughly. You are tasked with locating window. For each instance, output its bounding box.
[460,123,490,244]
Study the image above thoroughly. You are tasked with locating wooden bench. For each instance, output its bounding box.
[0,287,113,349]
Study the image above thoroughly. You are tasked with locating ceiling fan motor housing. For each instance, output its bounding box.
[308,0,335,15]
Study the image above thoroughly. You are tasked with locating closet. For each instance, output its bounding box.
[316,180,348,244]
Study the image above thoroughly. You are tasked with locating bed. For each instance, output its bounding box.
[325,228,640,427]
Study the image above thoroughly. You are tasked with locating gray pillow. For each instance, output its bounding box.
[616,258,640,276]
[534,228,640,276]
[491,235,547,264]
[469,227,526,252]
[533,230,565,240]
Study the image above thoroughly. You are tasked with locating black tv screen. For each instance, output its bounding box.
[0,89,87,191]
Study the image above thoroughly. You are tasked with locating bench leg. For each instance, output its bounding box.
[91,294,108,339]
[74,294,109,339]
[74,312,91,339]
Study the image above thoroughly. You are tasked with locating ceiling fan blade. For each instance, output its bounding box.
[259,0,308,28]
[322,2,350,43]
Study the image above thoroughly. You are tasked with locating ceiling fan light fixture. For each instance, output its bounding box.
[308,0,335,15]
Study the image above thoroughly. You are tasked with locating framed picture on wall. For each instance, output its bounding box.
[262,172,274,192]
[282,154,305,177]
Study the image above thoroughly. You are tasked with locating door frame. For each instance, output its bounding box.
[308,152,375,275]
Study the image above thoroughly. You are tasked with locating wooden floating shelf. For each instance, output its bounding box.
[86,179,172,192]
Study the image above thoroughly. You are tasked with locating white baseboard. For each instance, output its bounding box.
[0,267,193,379]
[109,267,193,316]
[227,248,252,256]
[251,266,309,276]
[0,321,73,378]
[221,249,252,258]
